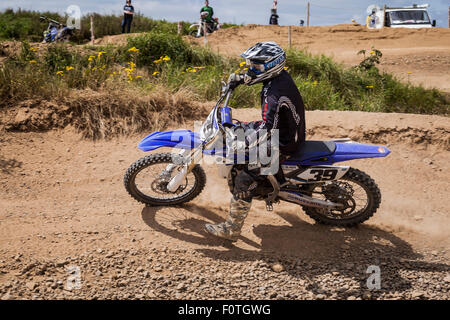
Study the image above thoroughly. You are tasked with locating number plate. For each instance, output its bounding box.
[297,166,349,183]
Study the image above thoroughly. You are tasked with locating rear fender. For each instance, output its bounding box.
[330,142,391,163]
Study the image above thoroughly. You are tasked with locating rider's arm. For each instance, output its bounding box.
[245,93,279,148]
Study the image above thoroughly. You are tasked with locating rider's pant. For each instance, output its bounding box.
[227,154,289,231]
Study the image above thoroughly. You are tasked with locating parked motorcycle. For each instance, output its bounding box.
[40,16,74,43]
[124,79,390,227]
[189,13,220,38]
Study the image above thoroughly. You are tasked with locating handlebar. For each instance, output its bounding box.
[40,16,64,26]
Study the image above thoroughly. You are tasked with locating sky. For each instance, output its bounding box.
[1,0,449,27]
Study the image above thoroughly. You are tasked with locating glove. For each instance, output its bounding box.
[228,73,245,90]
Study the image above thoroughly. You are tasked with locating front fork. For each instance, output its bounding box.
[164,148,203,192]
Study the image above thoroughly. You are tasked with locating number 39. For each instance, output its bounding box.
[308,169,338,182]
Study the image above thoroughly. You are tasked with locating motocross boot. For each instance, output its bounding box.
[204,197,252,241]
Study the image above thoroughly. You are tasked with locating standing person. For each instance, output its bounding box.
[200,0,215,33]
[204,42,306,241]
[269,9,279,25]
[121,0,134,33]
[366,10,377,29]
[269,0,279,25]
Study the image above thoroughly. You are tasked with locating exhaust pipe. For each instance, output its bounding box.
[278,191,342,209]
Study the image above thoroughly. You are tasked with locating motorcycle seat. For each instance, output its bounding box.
[288,141,336,162]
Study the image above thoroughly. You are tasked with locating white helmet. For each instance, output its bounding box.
[240,41,286,85]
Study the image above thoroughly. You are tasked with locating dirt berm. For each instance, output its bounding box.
[0,107,449,300]
[192,24,450,92]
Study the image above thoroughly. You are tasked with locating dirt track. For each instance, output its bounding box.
[1,109,449,300]
[193,24,450,92]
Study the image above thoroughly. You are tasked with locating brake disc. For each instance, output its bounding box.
[321,181,356,215]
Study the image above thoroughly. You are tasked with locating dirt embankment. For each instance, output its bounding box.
[193,24,450,92]
[1,109,449,300]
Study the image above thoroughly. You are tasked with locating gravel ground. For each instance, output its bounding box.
[1,246,448,300]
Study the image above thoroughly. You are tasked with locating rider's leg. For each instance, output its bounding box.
[204,169,255,241]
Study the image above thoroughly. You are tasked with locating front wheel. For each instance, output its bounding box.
[189,29,202,38]
[302,168,381,227]
[124,153,206,206]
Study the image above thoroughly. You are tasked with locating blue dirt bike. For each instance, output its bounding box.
[40,16,74,43]
[124,80,391,227]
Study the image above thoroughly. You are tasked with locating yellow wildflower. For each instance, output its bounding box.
[66,66,74,71]
[284,66,289,70]
[152,72,159,76]
[370,50,375,54]
[154,59,162,63]
[136,75,142,79]
[239,61,246,67]
[366,85,374,89]
[29,60,37,64]
[313,80,318,86]
[97,51,106,59]
[56,71,64,76]
[88,55,95,61]
[128,47,139,52]
[162,56,171,61]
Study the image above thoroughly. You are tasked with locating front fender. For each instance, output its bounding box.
[138,130,203,152]
[189,23,200,29]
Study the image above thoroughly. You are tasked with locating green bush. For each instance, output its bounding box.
[0,32,448,115]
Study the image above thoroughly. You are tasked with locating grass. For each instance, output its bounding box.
[0,30,448,138]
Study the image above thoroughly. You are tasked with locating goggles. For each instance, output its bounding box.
[246,59,265,74]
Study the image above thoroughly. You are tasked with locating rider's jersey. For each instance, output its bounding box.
[245,70,306,156]
[200,6,214,22]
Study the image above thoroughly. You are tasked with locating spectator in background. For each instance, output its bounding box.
[122,0,134,33]
[269,0,279,25]
[366,10,378,29]
[269,9,279,25]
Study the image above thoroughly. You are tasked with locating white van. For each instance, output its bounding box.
[384,4,436,28]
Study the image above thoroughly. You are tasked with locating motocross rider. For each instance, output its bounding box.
[204,42,306,241]
[200,0,215,32]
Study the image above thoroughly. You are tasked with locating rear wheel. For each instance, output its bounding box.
[124,153,206,206]
[302,168,381,227]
